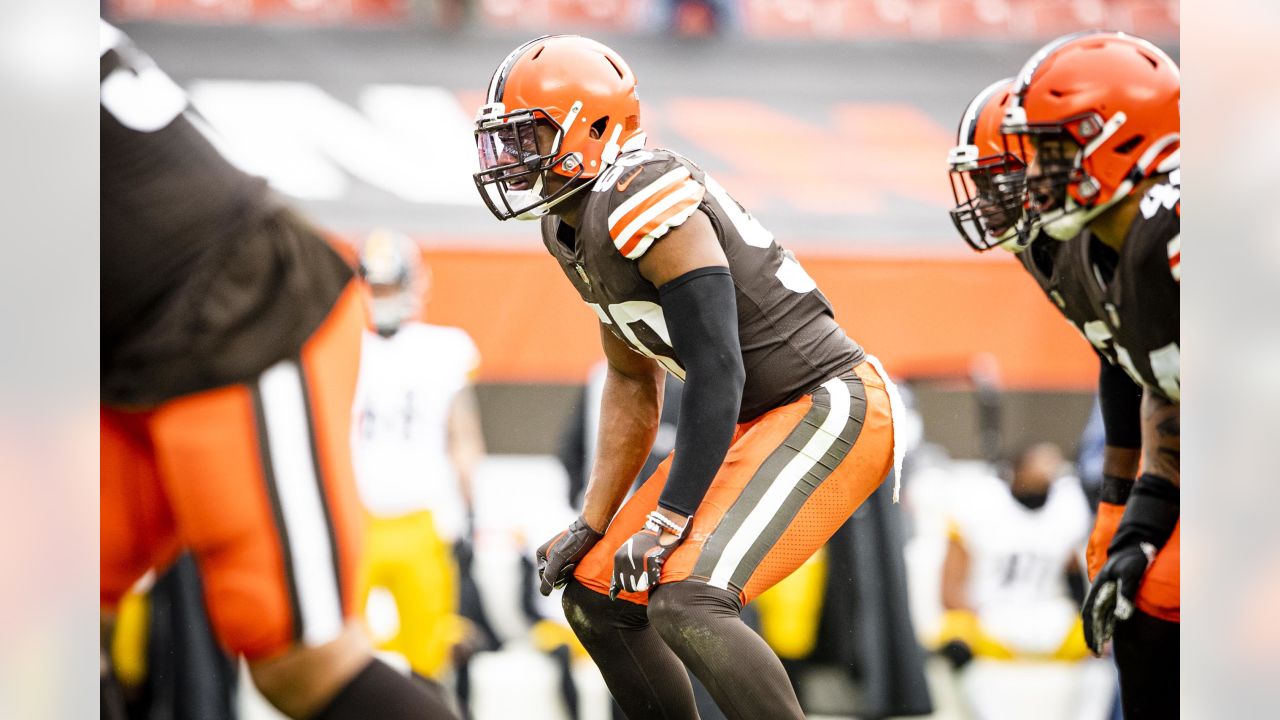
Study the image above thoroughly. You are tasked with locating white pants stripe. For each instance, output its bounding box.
[707,376,851,590]
[259,359,344,647]
[863,354,905,503]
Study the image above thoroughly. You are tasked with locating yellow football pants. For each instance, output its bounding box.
[357,511,464,678]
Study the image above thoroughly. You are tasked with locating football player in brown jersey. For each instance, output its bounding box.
[949,63,1150,597]
[100,23,457,720]
[474,35,904,719]
[995,31,1179,719]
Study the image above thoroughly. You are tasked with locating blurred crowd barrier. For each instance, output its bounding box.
[106,0,1177,41]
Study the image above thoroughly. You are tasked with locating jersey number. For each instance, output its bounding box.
[591,300,685,379]
[101,62,188,133]
[703,173,817,293]
[1081,320,1180,401]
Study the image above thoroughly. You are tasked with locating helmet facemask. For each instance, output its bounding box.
[948,147,1029,252]
[474,104,589,221]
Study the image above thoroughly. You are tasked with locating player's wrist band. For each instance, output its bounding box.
[1099,473,1135,505]
[646,510,692,539]
[1108,473,1179,553]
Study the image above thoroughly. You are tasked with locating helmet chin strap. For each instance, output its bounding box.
[997,222,1037,253]
[513,162,594,221]
[506,175,546,220]
[515,179,593,220]
[509,128,649,221]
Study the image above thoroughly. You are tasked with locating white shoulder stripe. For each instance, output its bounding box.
[608,167,691,229]
[614,180,704,257]
[620,194,703,260]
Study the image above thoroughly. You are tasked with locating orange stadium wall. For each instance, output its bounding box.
[406,245,1098,390]
[336,239,1100,459]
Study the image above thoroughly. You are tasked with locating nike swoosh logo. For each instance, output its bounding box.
[616,167,644,192]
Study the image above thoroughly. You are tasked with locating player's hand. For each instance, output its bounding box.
[609,510,690,600]
[1081,473,1178,655]
[938,639,975,670]
[1081,541,1156,655]
[536,516,604,596]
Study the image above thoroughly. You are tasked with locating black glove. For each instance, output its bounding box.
[536,516,603,596]
[1082,474,1179,654]
[609,510,690,600]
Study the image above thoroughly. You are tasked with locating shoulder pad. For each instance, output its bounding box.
[593,149,706,260]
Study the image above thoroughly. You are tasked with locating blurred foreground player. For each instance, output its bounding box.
[100,22,457,720]
[473,35,904,719]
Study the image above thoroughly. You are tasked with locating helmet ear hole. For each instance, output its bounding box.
[1114,135,1144,155]
[589,116,610,140]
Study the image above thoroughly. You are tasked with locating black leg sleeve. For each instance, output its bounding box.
[649,581,803,720]
[312,658,459,720]
[562,580,699,720]
[1112,609,1180,720]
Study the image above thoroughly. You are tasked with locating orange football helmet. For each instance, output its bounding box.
[474,35,647,221]
[948,78,1033,252]
[1003,31,1180,240]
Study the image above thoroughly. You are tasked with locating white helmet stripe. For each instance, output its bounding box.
[958,77,1011,145]
[486,36,549,104]
[1013,29,1108,102]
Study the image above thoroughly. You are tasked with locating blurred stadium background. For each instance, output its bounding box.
[103,2,1177,719]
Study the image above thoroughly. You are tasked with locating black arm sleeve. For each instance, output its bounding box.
[1098,356,1143,449]
[655,267,746,518]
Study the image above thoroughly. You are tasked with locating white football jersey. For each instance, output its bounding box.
[947,472,1090,655]
[351,323,479,537]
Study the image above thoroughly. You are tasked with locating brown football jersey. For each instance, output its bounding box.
[1017,230,1124,367]
[101,23,351,405]
[1074,171,1181,402]
[541,148,863,422]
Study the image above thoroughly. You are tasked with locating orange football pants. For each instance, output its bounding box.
[1088,503,1180,623]
[575,359,894,606]
[101,282,366,661]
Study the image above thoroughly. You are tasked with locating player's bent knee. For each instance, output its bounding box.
[248,624,372,719]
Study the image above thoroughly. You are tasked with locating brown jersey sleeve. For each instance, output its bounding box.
[595,150,707,260]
